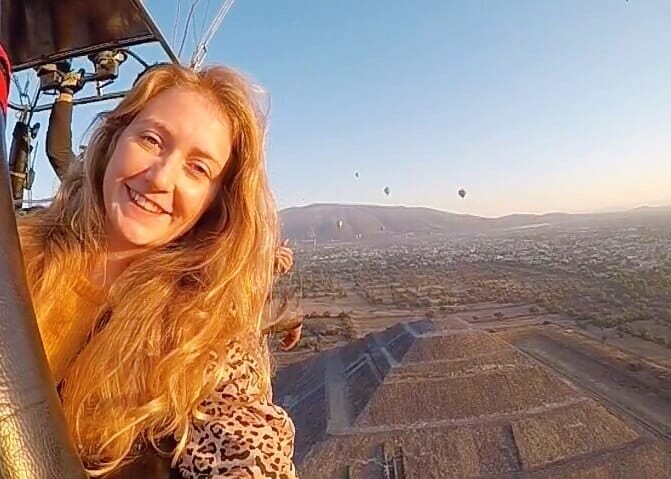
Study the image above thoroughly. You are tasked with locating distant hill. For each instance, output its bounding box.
[279,203,671,242]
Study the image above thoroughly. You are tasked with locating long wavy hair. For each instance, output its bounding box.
[17,64,278,475]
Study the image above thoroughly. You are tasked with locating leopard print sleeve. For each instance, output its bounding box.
[177,343,297,479]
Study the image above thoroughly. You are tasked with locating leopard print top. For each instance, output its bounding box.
[177,342,297,478]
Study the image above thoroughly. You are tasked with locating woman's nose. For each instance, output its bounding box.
[143,153,181,191]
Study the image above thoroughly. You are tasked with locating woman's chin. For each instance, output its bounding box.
[109,222,165,251]
[109,204,173,249]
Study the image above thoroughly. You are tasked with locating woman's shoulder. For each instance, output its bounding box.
[15,214,48,281]
[15,214,39,250]
[177,340,297,478]
[212,339,272,404]
[15,211,53,265]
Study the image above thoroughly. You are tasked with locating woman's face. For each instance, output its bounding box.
[102,87,232,252]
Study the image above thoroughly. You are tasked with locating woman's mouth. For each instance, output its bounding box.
[125,184,170,216]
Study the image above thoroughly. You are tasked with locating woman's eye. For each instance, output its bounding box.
[189,162,210,178]
[140,134,161,148]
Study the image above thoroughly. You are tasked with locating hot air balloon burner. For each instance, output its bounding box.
[88,50,128,84]
[35,60,79,93]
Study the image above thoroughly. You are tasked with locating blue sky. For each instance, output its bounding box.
[7,0,671,217]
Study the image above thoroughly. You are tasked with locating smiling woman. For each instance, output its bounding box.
[103,88,232,252]
[15,64,296,478]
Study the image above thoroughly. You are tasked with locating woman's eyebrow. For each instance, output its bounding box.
[191,146,223,169]
[137,118,174,138]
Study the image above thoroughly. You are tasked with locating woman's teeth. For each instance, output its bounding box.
[128,186,164,215]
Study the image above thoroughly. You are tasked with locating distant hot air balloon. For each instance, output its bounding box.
[458,188,466,199]
[383,186,391,196]
[380,225,385,231]
[354,171,360,178]
[336,219,344,231]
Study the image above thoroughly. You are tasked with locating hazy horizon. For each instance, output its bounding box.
[7,0,671,217]
[281,198,671,219]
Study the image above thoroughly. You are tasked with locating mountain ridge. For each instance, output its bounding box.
[278,203,671,241]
